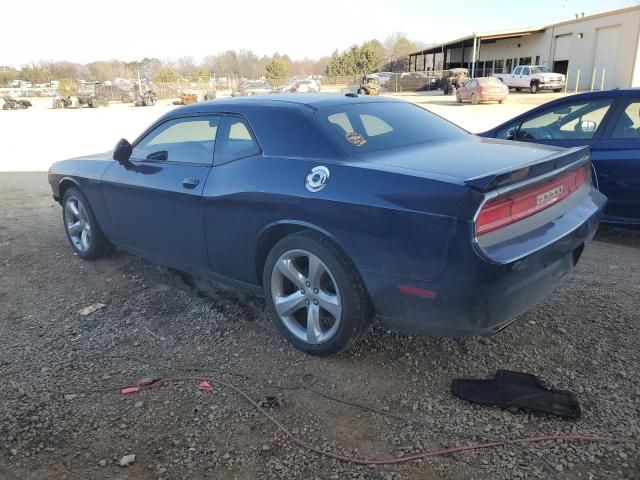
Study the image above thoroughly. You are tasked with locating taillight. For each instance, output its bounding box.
[476,165,589,235]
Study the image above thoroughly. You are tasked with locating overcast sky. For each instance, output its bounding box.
[2,0,638,66]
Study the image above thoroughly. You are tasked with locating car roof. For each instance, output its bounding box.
[167,93,402,115]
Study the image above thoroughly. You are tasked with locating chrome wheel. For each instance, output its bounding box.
[270,249,341,345]
[64,195,92,253]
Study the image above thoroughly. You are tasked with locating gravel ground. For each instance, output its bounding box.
[0,170,639,479]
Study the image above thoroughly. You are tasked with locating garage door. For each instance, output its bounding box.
[594,26,621,89]
[554,34,572,60]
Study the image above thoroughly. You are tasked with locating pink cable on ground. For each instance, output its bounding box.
[138,376,640,466]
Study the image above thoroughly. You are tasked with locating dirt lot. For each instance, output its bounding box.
[1,94,639,479]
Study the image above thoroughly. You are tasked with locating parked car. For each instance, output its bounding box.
[281,79,321,93]
[456,77,509,104]
[375,71,394,87]
[232,79,271,97]
[389,71,440,92]
[481,89,639,226]
[493,65,564,94]
[48,94,605,356]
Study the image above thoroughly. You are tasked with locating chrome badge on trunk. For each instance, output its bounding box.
[537,185,564,205]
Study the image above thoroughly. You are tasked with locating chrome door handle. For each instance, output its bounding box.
[182,177,200,189]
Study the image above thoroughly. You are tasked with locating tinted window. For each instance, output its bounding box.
[517,100,612,140]
[216,116,261,164]
[317,102,466,153]
[610,101,640,139]
[132,116,219,165]
[477,77,503,86]
[531,66,551,74]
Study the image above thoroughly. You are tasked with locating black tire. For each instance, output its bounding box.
[553,88,562,93]
[357,88,366,95]
[263,231,372,356]
[62,187,112,260]
[471,93,479,105]
[530,82,539,94]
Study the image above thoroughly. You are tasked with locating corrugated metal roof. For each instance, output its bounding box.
[409,4,640,56]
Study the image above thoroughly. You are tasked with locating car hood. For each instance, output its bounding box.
[70,151,113,161]
[49,151,114,176]
[355,137,565,182]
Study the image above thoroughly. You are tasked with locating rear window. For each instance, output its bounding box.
[478,77,503,86]
[316,102,466,153]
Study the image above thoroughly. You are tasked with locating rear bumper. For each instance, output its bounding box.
[539,82,564,90]
[479,93,508,102]
[363,187,606,337]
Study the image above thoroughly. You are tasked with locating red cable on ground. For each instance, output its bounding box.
[133,375,640,466]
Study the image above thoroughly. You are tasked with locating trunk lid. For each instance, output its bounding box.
[356,137,589,191]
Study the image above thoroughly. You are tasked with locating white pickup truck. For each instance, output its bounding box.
[493,65,565,94]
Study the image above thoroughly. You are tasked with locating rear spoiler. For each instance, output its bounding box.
[464,146,590,192]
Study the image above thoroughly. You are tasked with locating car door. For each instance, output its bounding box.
[101,114,220,271]
[511,66,522,87]
[521,66,533,89]
[590,98,640,224]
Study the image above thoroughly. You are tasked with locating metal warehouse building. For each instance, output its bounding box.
[408,5,640,90]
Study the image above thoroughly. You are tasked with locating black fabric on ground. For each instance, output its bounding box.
[451,370,581,419]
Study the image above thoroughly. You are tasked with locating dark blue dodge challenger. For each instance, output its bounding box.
[49,94,606,356]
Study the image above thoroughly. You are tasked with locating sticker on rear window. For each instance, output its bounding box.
[345,131,367,146]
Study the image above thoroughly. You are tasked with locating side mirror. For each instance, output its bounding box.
[506,128,516,140]
[113,138,132,166]
[580,120,596,133]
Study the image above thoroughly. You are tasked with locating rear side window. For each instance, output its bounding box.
[610,101,640,138]
[215,116,261,165]
[317,102,466,153]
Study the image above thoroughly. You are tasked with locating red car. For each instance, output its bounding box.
[456,77,508,104]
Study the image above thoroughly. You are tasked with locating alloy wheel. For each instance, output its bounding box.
[65,195,92,253]
[270,249,342,345]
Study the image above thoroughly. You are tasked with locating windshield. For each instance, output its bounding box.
[530,67,551,74]
[315,102,466,153]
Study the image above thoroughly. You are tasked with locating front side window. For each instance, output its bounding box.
[610,101,640,139]
[517,100,612,140]
[132,116,219,165]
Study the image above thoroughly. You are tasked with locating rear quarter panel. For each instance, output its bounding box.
[202,154,479,287]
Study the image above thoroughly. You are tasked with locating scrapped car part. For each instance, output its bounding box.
[2,96,31,110]
[49,94,605,355]
[451,370,581,419]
